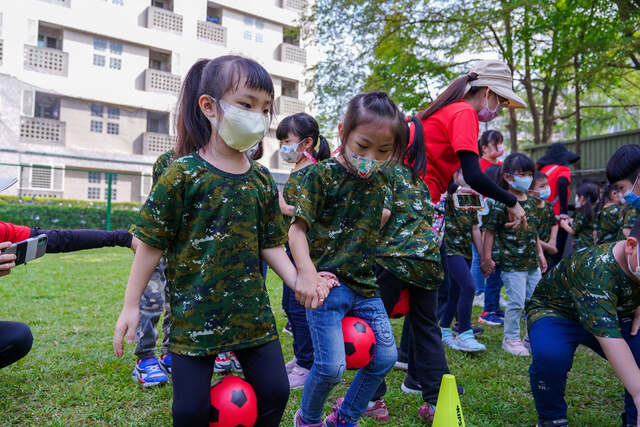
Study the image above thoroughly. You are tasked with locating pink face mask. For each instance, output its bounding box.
[478,92,501,123]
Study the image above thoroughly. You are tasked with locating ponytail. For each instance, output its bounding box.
[175,59,210,158]
[577,182,599,222]
[405,116,427,182]
[416,73,484,121]
[316,135,330,161]
[596,183,617,212]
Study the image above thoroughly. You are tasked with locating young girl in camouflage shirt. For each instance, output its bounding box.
[112,56,330,427]
[559,182,599,252]
[528,171,558,269]
[596,183,623,245]
[290,92,407,427]
[481,153,547,357]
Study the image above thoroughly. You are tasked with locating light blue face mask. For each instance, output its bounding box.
[538,188,551,200]
[508,175,533,193]
[624,175,640,207]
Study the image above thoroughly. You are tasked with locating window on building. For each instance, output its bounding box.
[255,19,264,30]
[109,41,123,55]
[90,104,104,117]
[243,30,252,41]
[93,54,106,67]
[283,26,301,46]
[281,79,299,98]
[109,57,121,69]
[149,50,171,72]
[104,187,117,200]
[90,120,103,133]
[107,123,119,135]
[87,187,100,199]
[104,173,118,184]
[37,26,62,50]
[244,16,253,26]
[88,171,101,183]
[107,107,120,119]
[206,6,222,24]
[152,0,173,11]
[31,167,52,189]
[34,93,60,120]
[147,111,170,133]
[255,33,263,43]
[93,37,107,51]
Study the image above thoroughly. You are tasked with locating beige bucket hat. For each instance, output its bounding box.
[468,60,527,109]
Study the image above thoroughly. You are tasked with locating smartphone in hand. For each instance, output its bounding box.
[2,234,47,265]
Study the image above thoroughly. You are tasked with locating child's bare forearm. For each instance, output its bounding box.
[261,246,296,290]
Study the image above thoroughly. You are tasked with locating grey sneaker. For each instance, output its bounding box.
[288,364,310,389]
[502,338,530,356]
[285,357,298,374]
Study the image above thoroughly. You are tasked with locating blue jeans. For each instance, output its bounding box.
[471,243,485,295]
[529,316,640,422]
[483,267,503,313]
[300,284,397,423]
[501,269,541,340]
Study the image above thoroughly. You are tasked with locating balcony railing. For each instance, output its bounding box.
[280,43,306,65]
[38,0,71,6]
[197,20,227,46]
[23,45,68,76]
[20,117,66,145]
[276,96,306,116]
[146,6,183,34]
[143,132,176,155]
[145,68,181,94]
[20,188,64,198]
[0,39,4,66]
[283,0,305,11]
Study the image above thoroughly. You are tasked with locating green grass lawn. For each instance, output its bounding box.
[0,247,625,426]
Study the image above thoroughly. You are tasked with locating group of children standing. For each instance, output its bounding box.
[110,54,640,427]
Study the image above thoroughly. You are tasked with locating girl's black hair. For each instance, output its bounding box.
[576,181,599,221]
[247,141,263,161]
[596,182,617,212]
[484,164,501,185]
[340,91,408,173]
[478,130,504,154]
[405,117,427,182]
[606,144,640,184]
[533,170,548,184]
[175,55,275,158]
[276,113,330,161]
[498,152,535,190]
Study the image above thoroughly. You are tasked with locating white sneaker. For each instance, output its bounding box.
[472,293,485,307]
[285,357,298,374]
[502,338,530,356]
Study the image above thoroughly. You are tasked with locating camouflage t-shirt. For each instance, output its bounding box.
[596,204,622,245]
[283,166,313,228]
[152,149,175,186]
[132,153,287,356]
[481,196,539,272]
[533,202,556,244]
[526,243,640,338]
[444,194,478,260]
[619,205,640,239]
[295,158,384,297]
[376,165,443,290]
[572,211,594,252]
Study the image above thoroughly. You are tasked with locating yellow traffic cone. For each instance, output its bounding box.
[432,374,465,427]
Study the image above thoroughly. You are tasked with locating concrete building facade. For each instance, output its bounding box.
[0,0,308,201]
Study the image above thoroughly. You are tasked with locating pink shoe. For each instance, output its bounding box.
[418,402,436,422]
[323,407,358,427]
[502,338,530,356]
[288,364,310,389]
[334,397,389,422]
[293,409,323,427]
[285,357,298,374]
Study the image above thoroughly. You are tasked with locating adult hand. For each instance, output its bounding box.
[113,304,140,357]
[506,202,527,229]
[0,241,16,277]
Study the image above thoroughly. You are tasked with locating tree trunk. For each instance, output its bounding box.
[508,109,518,152]
[574,54,582,170]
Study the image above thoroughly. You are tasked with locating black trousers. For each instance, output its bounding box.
[0,321,33,369]
[172,339,289,427]
[372,264,450,405]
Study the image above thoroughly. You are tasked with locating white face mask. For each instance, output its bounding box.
[206,98,269,152]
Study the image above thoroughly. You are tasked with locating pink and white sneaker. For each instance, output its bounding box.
[334,397,389,422]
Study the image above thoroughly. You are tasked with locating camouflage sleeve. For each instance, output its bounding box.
[623,207,639,229]
[294,165,324,229]
[152,150,173,187]
[573,213,586,234]
[480,201,504,233]
[132,163,184,250]
[383,173,393,211]
[261,173,288,249]
[602,209,620,231]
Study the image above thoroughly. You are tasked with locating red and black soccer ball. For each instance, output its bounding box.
[209,375,257,427]
[342,316,376,369]
[390,288,410,318]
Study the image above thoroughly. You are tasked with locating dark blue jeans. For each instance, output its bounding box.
[441,256,474,333]
[281,244,313,369]
[529,316,640,422]
[483,267,503,313]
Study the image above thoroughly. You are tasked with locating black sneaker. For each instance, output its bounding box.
[621,412,635,427]
[536,418,569,427]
